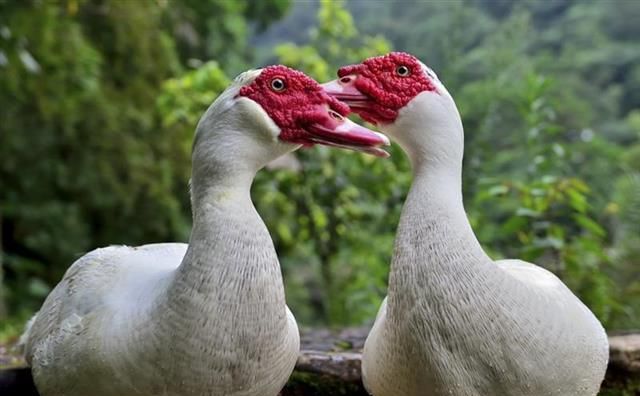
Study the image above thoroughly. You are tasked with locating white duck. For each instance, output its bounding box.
[21,65,389,396]
[324,52,608,396]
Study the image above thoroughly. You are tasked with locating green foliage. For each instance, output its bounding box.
[155,60,231,213]
[162,0,290,72]
[1,0,639,332]
[276,0,389,82]
[467,69,620,324]
[0,0,183,312]
[475,175,617,318]
[608,112,640,329]
[158,61,230,131]
[0,0,288,316]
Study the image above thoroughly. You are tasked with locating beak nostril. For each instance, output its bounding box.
[340,76,352,84]
[329,110,344,121]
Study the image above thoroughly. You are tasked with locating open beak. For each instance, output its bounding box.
[304,108,390,158]
[321,76,371,109]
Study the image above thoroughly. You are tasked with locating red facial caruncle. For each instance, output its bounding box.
[238,65,389,157]
[323,52,438,125]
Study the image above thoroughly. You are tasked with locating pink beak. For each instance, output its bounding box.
[304,106,390,158]
[321,76,370,106]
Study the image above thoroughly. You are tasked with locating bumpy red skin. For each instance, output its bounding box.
[239,65,350,144]
[338,52,437,124]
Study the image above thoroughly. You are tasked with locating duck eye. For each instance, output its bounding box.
[396,65,410,77]
[270,78,286,92]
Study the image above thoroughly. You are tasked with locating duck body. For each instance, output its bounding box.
[24,195,299,396]
[363,191,608,396]
[324,53,608,396]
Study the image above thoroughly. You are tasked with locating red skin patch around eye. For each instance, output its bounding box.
[239,65,350,144]
[337,52,437,124]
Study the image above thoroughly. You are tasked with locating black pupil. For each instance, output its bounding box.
[273,79,284,90]
[398,66,408,75]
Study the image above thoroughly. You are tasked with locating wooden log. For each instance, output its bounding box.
[1,328,638,395]
[601,333,640,395]
[280,328,640,396]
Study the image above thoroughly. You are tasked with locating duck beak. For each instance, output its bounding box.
[321,76,370,107]
[304,107,390,158]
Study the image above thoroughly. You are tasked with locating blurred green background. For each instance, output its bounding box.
[1,0,639,335]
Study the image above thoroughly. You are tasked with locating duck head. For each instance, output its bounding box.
[322,52,463,166]
[194,65,389,175]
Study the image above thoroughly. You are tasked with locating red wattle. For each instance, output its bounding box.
[239,65,350,143]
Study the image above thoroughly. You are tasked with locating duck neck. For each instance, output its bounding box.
[387,124,491,307]
[163,158,286,325]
